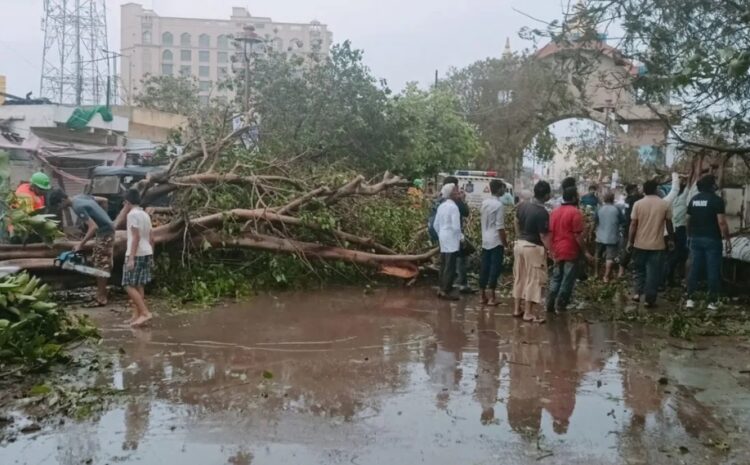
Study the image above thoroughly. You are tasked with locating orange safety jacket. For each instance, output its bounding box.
[14,182,46,213]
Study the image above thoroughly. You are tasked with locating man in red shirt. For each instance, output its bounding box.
[547,186,592,313]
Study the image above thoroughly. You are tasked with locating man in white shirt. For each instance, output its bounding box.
[479,180,509,306]
[121,189,155,327]
[433,183,462,300]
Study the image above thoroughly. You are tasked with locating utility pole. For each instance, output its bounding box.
[233,25,263,113]
[101,49,122,105]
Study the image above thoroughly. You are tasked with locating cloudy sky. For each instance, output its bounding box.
[0,0,572,97]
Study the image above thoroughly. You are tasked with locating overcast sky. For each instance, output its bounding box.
[0,0,572,97]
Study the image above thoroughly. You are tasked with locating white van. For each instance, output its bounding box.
[438,170,514,209]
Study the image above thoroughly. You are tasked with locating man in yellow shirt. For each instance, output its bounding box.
[627,179,674,308]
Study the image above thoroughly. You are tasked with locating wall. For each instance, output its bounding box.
[111,106,186,142]
[0,105,129,134]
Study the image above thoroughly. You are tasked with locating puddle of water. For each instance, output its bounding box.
[2,287,749,465]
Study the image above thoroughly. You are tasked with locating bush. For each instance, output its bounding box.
[0,272,97,366]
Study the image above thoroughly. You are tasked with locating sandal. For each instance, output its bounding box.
[81,299,107,308]
[512,312,524,318]
[522,315,546,324]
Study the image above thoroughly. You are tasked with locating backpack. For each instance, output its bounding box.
[427,197,444,243]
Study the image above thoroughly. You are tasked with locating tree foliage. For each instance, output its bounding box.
[542,0,750,159]
[561,122,649,185]
[388,85,483,179]
[221,41,480,178]
[133,75,201,116]
[438,54,571,176]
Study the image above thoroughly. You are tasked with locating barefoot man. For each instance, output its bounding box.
[122,189,155,327]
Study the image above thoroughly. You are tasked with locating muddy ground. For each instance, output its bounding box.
[2,287,750,465]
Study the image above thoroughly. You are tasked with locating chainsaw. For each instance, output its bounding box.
[54,251,111,279]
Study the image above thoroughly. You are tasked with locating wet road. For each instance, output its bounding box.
[3,287,750,465]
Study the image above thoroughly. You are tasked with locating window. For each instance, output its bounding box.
[199,65,210,77]
[199,95,209,105]
[199,34,210,48]
[217,52,228,63]
[218,67,228,78]
[180,32,191,47]
[217,35,229,49]
[162,32,173,45]
[199,81,211,92]
[162,49,173,61]
[161,64,173,75]
[272,38,283,52]
[142,30,152,44]
[199,51,210,62]
[181,50,191,61]
[180,65,192,76]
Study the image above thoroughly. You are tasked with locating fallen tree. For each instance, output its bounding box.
[0,144,437,280]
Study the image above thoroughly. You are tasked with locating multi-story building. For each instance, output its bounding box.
[120,3,333,104]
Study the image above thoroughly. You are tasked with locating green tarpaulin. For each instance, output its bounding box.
[65,106,114,130]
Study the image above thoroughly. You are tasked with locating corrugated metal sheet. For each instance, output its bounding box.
[728,235,750,263]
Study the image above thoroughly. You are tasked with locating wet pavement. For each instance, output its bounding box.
[3,287,750,465]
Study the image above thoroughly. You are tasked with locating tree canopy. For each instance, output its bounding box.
[539,0,750,162]
[438,54,573,177]
[136,42,482,180]
[133,75,200,116]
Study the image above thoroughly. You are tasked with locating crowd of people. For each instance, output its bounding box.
[430,171,733,319]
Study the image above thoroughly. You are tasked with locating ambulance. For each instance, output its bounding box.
[438,170,514,209]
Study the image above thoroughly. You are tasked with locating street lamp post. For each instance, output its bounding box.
[233,25,264,112]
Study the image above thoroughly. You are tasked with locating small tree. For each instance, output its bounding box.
[133,75,201,116]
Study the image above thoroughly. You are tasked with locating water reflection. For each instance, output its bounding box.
[475,309,502,425]
[122,330,152,451]
[28,288,740,465]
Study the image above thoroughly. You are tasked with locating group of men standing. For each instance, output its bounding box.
[431,171,733,316]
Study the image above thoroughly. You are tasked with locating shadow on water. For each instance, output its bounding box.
[2,287,749,465]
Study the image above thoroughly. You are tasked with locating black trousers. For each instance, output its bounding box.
[440,252,458,294]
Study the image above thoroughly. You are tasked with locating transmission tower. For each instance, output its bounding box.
[39,0,110,106]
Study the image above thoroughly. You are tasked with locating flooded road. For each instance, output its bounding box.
[3,287,750,465]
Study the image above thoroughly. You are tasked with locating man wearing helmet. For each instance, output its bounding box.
[15,172,51,214]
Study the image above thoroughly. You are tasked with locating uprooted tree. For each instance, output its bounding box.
[0,42,486,291]
[0,123,444,282]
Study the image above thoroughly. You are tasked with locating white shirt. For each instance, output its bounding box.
[433,199,462,253]
[480,196,505,250]
[126,207,154,257]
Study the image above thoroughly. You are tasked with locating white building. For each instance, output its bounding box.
[546,143,578,189]
[120,3,333,104]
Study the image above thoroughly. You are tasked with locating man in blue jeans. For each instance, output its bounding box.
[685,175,732,310]
[479,180,509,306]
[547,186,592,313]
[628,180,674,308]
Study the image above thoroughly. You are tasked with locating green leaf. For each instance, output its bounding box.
[29,384,52,396]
